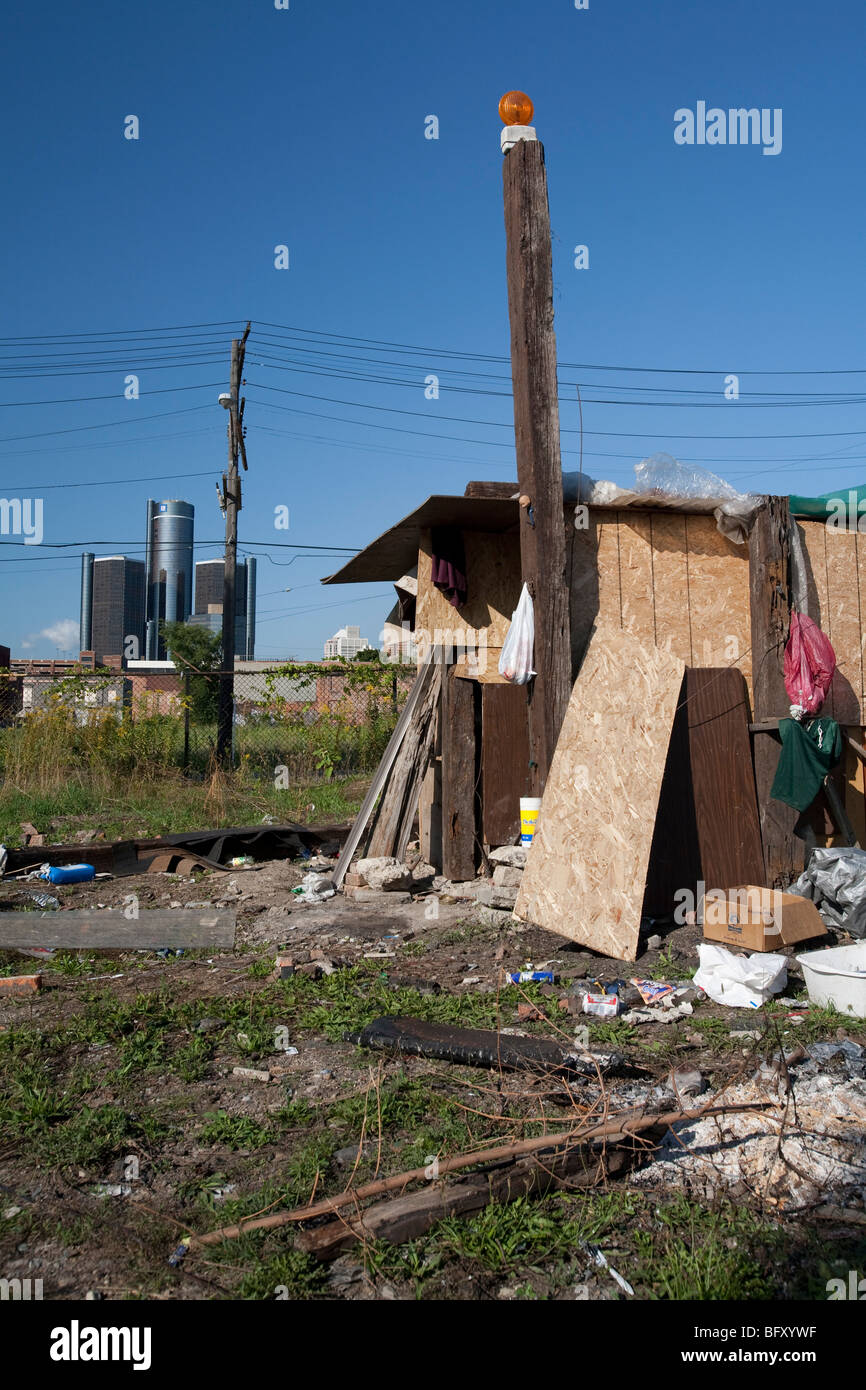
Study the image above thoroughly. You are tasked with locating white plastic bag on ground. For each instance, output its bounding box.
[693,943,787,1008]
[292,872,336,903]
[499,583,536,685]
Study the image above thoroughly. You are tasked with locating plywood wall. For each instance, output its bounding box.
[416,527,521,661]
[799,519,864,722]
[415,510,866,723]
[568,510,753,696]
[514,625,686,959]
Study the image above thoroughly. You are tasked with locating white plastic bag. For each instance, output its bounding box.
[499,583,536,685]
[693,943,787,1008]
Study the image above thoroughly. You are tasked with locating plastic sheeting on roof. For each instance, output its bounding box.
[564,454,762,544]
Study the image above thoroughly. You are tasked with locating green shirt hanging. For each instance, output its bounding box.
[770,717,843,812]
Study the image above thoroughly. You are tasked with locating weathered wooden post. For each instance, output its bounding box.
[501,92,571,795]
[748,495,802,885]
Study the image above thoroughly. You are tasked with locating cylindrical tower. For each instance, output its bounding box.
[79,552,95,653]
[148,500,194,653]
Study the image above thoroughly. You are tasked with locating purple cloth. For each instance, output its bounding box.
[430,527,467,609]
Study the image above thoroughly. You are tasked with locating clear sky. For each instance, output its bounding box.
[2,0,864,659]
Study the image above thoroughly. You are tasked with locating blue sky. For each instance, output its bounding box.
[2,0,864,658]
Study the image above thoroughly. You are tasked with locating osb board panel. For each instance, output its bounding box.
[416,528,521,651]
[825,527,863,723]
[513,625,685,960]
[858,535,866,713]
[647,512,692,662]
[800,521,833,717]
[594,518,622,630]
[684,516,752,691]
[617,514,655,642]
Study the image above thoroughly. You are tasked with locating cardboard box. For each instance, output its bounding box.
[700,886,826,952]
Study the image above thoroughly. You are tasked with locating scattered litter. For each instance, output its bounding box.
[232,1066,271,1083]
[631,979,676,1005]
[90,1183,133,1198]
[292,872,336,902]
[210,1183,237,1203]
[730,1029,762,1040]
[38,863,95,885]
[352,1015,626,1078]
[582,992,620,1018]
[507,970,555,984]
[693,943,787,1008]
[667,1065,705,1098]
[622,1001,693,1024]
[229,856,255,867]
[806,1041,865,1078]
[21,889,59,911]
[787,846,866,938]
[645,934,662,951]
[582,1242,634,1297]
[461,975,482,986]
[633,1069,866,1207]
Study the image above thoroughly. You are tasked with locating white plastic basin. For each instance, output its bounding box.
[797,941,866,1018]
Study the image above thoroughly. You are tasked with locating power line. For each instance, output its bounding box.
[255,320,866,377]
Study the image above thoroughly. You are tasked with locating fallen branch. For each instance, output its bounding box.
[175,1098,773,1257]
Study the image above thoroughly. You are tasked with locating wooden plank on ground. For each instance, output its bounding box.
[332,657,438,888]
[685,667,765,893]
[0,911,236,950]
[481,684,530,846]
[366,662,441,860]
[513,624,685,960]
[441,666,477,881]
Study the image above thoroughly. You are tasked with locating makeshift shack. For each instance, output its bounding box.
[324,480,866,949]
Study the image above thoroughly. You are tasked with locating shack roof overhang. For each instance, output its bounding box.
[318,487,757,586]
[321,494,520,585]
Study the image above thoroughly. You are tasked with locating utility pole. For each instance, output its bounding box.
[501,92,571,795]
[216,322,251,765]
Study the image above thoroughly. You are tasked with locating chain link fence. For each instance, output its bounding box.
[0,663,416,786]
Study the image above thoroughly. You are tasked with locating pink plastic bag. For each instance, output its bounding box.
[784,611,836,714]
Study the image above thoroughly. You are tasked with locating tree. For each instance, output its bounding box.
[352,647,381,663]
[161,621,221,724]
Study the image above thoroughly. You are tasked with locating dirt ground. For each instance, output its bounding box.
[1,851,865,1302]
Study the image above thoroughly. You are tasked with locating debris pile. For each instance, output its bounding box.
[634,1058,866,1209]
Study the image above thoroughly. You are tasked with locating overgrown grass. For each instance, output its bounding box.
[0,770,366,842]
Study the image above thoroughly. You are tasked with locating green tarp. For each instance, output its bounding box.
[789,485,866,521]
